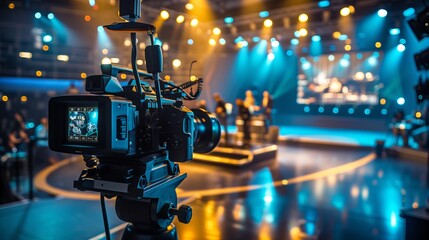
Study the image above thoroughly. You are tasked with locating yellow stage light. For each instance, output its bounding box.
[57,55,69,62]
[380,98,386,105]
[42,45,49,51]
[176,15,185,23]
[19,52,32,59]
[345,44,351,51]
[160,10,169,20]
[333,31,341,39]
[415,111,422,118]
[102,48,108,54]
[101,57,111,64]
[298,14,308,22]
[81,72,87,79]
[2,95,8,102]
[136,59,144,65]
[8,3,15,9]
[190,75,197,81]
[263,19,273,27]
[209,38,216,46]
[213,27,221,35]
[375,42,382,48]
[165,75,171,81]
[349,5,355,14]
[36,70,42,77]
[162,43,169,51]
[340,7,351,16]
[185,3,194,10]
[299,28,308,37]
[172,59,181,68]
[85,15,91,22]
[190,18,199,27]
[120,73,127,79]
[21,96,27,102]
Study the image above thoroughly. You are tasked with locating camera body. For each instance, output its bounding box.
[49,73,210,162]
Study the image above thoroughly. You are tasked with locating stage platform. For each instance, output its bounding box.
[193,143,278,166]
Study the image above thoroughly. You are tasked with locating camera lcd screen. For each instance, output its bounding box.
[67,107,99,142]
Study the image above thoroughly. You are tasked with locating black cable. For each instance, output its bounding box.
[100,193,111,240]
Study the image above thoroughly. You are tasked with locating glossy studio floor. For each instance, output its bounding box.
[0,128,427,240]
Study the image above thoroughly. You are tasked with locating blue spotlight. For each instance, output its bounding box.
[397,97,405,105]
[340,59,350,67]
[219,38,226,45]
[47,13,55,20]
[89,0,96,7]
[372,51,380,57]
[389,28,400,35]
[252,37,260,43]
[378,9,387,18]
[259,11,269,18]
[403,8,415,18]
[364,109,371,115]
[400,38,406,44]
[333,107,339,114]
[368,56,377,66]
[343,53,350,59]
[312,35,321,42]
[154,38,162,46]
[348,108,355,114]
[286,50,293,56]
[304,106,310,112]
[271,40,279,48]
[43,35,53,43]
[381,109,388,115]
[338,34,348,41]
[302,62,311,70]
[35,12,42,19]
[97,26,104,32]
[328,55,335,61]
[318,1,330,8]
[291,38,299,45]
[397,44,405,52]
[294,31,301,38]
[356,53,363,59]
[267,52,275,61]
[234,36,244,44]
[224,17,234,24]
[318,107,324,113]
[187,39,194,45]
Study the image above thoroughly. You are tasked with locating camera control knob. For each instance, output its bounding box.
[168,205,192,224]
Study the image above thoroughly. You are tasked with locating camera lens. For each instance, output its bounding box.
[192,108,221,153]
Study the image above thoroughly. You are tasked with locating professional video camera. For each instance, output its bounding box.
[48,0,220,239]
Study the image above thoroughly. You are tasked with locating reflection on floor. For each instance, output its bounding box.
[1,142,428,240]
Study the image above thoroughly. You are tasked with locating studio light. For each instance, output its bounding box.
[176,15,185,23]
[378,9,388,18]
[224,17,234,24]
[312,35,321,42]
[299,14,308,23]
[264,19,273,27]
[259,11,269,18]
[389,28,400,35]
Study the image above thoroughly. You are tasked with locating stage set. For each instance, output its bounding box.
[1,0,429,240]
